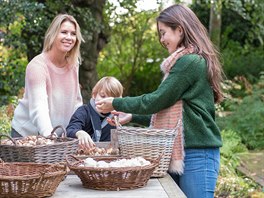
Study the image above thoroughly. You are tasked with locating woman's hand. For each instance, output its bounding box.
[95,97,114,114]
[107,111,132,126]
[76,130,95,149]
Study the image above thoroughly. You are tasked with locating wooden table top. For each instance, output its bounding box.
[52,174,186,198]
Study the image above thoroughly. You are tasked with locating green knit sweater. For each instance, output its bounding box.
[113,54,222,149]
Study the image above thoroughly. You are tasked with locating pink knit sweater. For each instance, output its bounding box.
[11,53,83,137]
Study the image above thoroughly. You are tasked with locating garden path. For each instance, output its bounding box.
[237,151,264,187]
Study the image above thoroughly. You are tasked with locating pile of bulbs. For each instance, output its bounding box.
[77,146,119,156]
[81,156,151,168]
[1,136,55,146]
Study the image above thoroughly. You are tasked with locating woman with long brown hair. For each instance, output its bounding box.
[96,4,224,197]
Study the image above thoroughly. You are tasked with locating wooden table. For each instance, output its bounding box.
[52,174,186,198]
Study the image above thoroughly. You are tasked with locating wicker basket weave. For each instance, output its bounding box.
[66,155,160,191]
[0,159,67,198]
[114,120,180,177]
[0,126,78,163]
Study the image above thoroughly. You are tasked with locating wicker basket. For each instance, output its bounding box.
[0,126,78,163]
[66,155,160,191]
[0,159,67,198]
[114,119,180,177]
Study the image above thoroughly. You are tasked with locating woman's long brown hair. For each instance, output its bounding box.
[157,4,224,103]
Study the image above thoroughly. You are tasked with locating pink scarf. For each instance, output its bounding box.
[151,45,194,174]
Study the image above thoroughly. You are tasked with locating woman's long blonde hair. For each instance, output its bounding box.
[157,4,224,103]
[43,14,84,66]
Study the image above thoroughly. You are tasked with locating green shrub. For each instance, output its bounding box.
[0,44,27,105]
[220,130,248,158]
[217,73,264,150]
[0,96,19,136]
[0,105,13,135]
[216,173,261,198]
[215,130,262,197]
[222,42,264,82]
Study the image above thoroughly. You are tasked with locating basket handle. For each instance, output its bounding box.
[50,125,67,139]
[66,154,82,166]
[113,115,122,129]
[0,134,16,145]
[172,119,182,137]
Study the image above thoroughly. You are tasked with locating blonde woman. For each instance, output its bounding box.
[96,4,224,198]
[11,14,84,137]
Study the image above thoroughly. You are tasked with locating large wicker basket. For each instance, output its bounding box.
[66,155,160,191]
[0,159,67,198]
[0,126,78,163]
[114,119,180,177]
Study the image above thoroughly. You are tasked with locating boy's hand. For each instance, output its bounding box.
[107,111,132,126]
[76,130,95,149]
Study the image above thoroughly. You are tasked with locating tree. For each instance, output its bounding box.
[0,0,109,102]
[209,0,222,49]
[192,0,264,48]
[24,0,109,101]
[97,0,167,96]
[191,0,264,80]
[0,0,48,104]
[71,0,109,100]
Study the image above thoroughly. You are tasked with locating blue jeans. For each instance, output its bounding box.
[169,148,220,198]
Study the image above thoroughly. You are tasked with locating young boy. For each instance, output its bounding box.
[66,76,123,149]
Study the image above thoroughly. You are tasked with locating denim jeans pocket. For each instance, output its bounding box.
[213,148,220,173]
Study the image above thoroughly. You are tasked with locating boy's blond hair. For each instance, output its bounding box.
[92,76,123,98]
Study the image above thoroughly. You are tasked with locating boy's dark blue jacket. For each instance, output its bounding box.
[66,99,115,141]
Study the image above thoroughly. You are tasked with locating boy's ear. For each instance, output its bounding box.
[92,93,96,99]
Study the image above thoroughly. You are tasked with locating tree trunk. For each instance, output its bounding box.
[73,0,108,101]
[209,0,222,49]
[24,0,109,101]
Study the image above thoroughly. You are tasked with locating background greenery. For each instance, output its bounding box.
[0,0,263,197]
